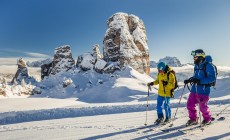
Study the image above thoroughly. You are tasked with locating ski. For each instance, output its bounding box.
[149,121,172,131]
[136,121,171,131]
[136,124,157,130]
[178,123,212,134]
[161,117,225,133]
[161,124,187,133]
[178,117,225,134]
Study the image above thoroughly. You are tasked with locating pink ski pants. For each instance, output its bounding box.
[187,92,212,122]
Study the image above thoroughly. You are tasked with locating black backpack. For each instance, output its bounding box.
[167,70,179,98]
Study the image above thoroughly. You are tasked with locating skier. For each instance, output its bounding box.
[184,49,216,126]
[147,62,176,124]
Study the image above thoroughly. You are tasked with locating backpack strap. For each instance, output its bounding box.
[214,65,218,75]
[167,70,178,89]
[203,62,208,77]
[167,71,170,81]
[167,70,176,81]
[194,62,208,77]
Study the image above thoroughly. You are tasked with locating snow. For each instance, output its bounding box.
[94,59,107,70]
[0,64,230,139]
[79,53,96,70]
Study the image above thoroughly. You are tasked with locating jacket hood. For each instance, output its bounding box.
[205,55,212,63]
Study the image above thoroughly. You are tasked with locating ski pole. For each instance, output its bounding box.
[144,85,151,126]
[216,104,230,117]
[169,84,186,127]
[195,83,203,129]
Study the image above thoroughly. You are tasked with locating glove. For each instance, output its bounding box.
[184,79,191,84]
[191,78,200,84]
[147,82,154,86]
[162,81,168,86]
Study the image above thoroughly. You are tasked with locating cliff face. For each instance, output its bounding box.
[50,45,75,75]
[103,12,150,74]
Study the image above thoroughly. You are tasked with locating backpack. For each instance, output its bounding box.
[201,62,218,87]
[167,70,179,98]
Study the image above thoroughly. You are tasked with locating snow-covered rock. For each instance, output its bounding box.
[103,12,150,74]
[41,62,52,80]
[77,53,96,71]
[27,58,52,67]
[63,78,73,88]
[76,45,119,74]
[15,67,37,84]
[158,56,182,67]
[94,59,107,73]
[103,62,120,73]
[92,44,103,59]
[0,83,35,97]
[50,45,75,75]
[10,58,38,85]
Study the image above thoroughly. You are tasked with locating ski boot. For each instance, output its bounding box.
[164,117,171,124]
[201,119,211,126]
[161,117,171,125]
[186,119,198,127]
[154,117,164,125]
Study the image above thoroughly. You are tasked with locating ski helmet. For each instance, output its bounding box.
[191,49,205,58]
[191,49,205,64]
[157,62,166,71]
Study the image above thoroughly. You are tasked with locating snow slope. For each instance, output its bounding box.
[0,65,230,139]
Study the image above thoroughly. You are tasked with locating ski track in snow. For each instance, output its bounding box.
[0,104,229,140]
[0,98,229,125]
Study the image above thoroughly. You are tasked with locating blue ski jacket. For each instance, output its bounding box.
[190,55,216,96]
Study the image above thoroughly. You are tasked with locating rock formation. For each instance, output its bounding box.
[50,45,75,75]
[103,12,150,74]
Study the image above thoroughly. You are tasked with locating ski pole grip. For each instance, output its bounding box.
[148,85,152,91]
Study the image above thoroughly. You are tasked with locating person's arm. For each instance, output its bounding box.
[153,74,159,85]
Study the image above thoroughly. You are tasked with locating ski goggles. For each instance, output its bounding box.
[191,51,205,57]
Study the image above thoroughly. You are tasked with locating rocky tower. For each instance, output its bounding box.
[103,12,150,74]
[92,44,103,59]
[50,45,75,75]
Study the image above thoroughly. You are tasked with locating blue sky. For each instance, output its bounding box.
[0,0,230,66]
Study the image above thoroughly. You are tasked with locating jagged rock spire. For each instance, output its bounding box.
[103,12,150,74]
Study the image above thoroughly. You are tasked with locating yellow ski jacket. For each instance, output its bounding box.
[153,66,176,97]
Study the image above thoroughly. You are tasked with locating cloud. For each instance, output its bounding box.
[0,58,18,65]
[0,57,49,65]
[24,52,51,58]
[0,49,52,65]
[0,49,51,58]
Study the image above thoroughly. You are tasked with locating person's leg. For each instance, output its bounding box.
[187,93,198,121]
[198,95,211,122]
[157,95,164,118]
[164,97,171,119]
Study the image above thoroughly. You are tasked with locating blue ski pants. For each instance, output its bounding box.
[157,95,171,119]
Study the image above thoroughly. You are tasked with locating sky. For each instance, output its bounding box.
[0,0,230,66]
